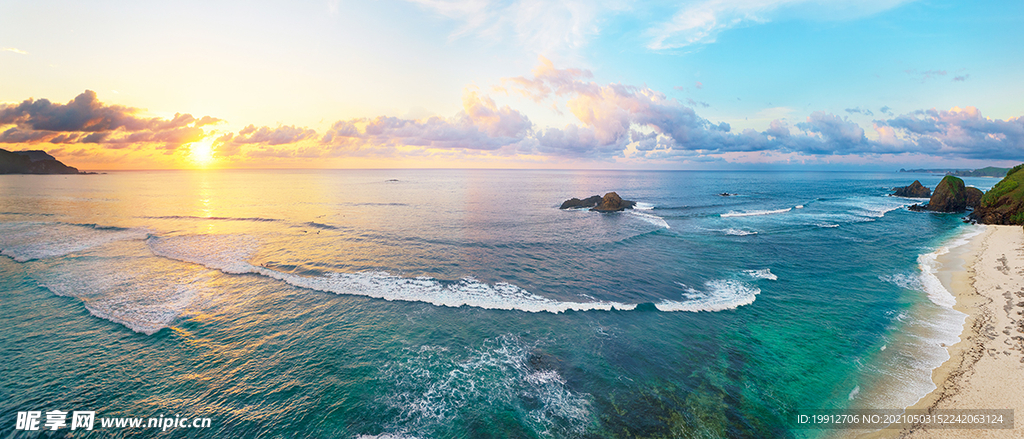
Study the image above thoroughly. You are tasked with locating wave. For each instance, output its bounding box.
[146,234,768,316]
[302,221,338,230]
[835,197,916,219]
[30,238,213,335]
[816,223,840,228]
[140,215,281,222]
[720,208,791,218]
[724,228,757,236]
[744,268,777,280]
[917,226,986,308]
[628,210,669,229]
[879,273,923,291]
[633,202,655,210]
[661,280,760,312]
[147,234,642,313]
[374,335,591,437]
[0,221,148,262]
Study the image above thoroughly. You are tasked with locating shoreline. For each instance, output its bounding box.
[865,225,1024,438]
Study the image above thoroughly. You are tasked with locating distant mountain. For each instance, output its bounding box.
[0,149,81,174]
[898,166,1009,177]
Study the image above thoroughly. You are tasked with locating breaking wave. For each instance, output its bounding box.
[0,221,148,262]
[720,208,791,218]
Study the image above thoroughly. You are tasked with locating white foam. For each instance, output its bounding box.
[358,431,421,435]
[720,208,791,218]
[34,240,213,335]
[628,210,669,228]
[0,222,148,262]
[744,268,777,280]
[795,205,804,209]
[147,234,772,315]
[147,234,647,313]
[879,273,923,291]
[660,280,760,312]
[147,234,259,274]
[377,335,591,436]
[917,226,985,308]
[839,196,915,219]
[724,228,757,236]
[633,202,656,210]
[816,223,840,228]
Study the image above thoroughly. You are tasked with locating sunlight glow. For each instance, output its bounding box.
[188,138,216,167]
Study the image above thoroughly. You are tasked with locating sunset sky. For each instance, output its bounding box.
[1,0,1022,170]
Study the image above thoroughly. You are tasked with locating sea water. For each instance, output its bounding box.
[0,170,997,438]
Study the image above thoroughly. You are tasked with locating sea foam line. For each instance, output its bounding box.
[664,279,761,312]
[628,210,670,229]
[917,225,986,308]
[146,234,764,314]
[0,221,149,262]
[720,208,791,218]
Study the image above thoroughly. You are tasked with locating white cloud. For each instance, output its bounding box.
[645,0,912,50]
[404,0,631,55]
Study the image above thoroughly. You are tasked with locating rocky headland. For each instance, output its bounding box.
[0,149,83,174]
[969,164,1024,225]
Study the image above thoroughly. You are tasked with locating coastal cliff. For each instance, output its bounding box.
[0,149,81,174]
[970,164,1024,225]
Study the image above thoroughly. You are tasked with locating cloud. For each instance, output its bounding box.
[2,47,28,55]
[405,0,629,55]
[953,74,970,82]
[214,124,318,156]
[904,69,947,82]
[875,106,1024,160]
[317,88,533,158]
[501,59,1024,161]
[845,107,874,116]
[5,61,1021,167]
[687,98,711,108]
[0,90,220,150]
[645,0,912,50]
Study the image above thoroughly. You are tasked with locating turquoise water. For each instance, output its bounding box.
[0,170,995,438]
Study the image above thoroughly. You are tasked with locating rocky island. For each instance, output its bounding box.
[560,192,636,212]
[892,180,931,198]
[905,175,982,213]
[0,148,83,174]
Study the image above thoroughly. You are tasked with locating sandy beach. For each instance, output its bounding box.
[875,225,1024,438]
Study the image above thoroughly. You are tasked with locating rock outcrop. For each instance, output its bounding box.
[892,180,931,198]
[970,164,1024,225]
[965,187,983,209]
[560,192,636,212]
[0,149,80,174]
[559,195,603,209]
[592,192,636,212]
[925,175,970,212]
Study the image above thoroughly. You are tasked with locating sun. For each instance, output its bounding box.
[187,138,216,167]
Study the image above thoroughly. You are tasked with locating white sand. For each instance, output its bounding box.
[874,225,1024,438]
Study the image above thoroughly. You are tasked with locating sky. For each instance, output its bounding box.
[1,0,1022,170]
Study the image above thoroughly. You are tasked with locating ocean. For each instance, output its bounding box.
[0,169,996,438]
